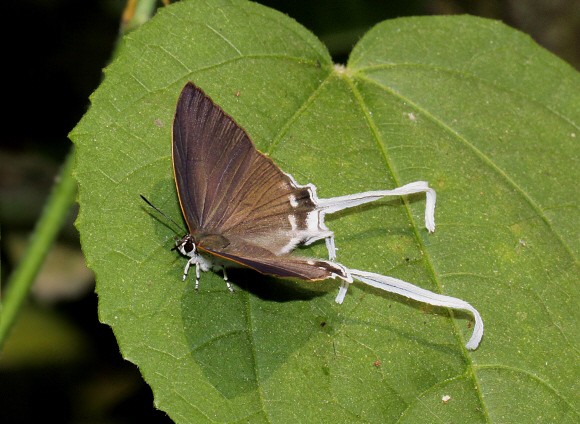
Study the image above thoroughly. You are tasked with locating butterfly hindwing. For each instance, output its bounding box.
[201,246,351,282]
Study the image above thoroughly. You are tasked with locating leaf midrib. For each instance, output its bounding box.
[355,72,578,265]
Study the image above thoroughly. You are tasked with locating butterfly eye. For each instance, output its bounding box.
[183,238,195,253]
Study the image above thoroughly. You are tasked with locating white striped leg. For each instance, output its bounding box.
[183,257,194,281]
[181,258,202,290]
[195,263,201,291]
[222,267,234,292]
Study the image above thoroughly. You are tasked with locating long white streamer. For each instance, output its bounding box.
[335,269,483,350]
[318,181,436,233]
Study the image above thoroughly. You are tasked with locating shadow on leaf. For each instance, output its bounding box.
[180,268,343,399]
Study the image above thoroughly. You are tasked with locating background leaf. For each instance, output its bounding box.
[71,0,580,422]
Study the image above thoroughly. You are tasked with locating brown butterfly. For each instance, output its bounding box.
[142,82,484,349]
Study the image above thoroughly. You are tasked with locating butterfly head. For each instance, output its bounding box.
[175,234,197,258]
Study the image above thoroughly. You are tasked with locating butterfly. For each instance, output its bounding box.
[142,82,483,350]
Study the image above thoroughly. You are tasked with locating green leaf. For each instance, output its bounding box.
[70,1,580,422]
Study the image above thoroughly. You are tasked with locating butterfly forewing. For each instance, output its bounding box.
[172,83,327,254]
[172,84,254,233]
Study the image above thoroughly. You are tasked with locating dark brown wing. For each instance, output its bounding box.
[199,243,350,282]
[172,82,328,253]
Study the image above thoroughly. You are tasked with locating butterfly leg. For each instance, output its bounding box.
[183,257,195,281]
[195,263,201,291]
[222,268,234,292]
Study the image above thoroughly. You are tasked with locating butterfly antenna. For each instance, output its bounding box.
[140,194,188,234]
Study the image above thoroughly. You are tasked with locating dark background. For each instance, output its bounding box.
[1,0,578,422]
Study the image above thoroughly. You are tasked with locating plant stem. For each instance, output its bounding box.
[0,147,77,350]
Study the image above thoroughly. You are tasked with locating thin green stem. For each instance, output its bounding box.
[0,0,161,354]
[0,148,77,350]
